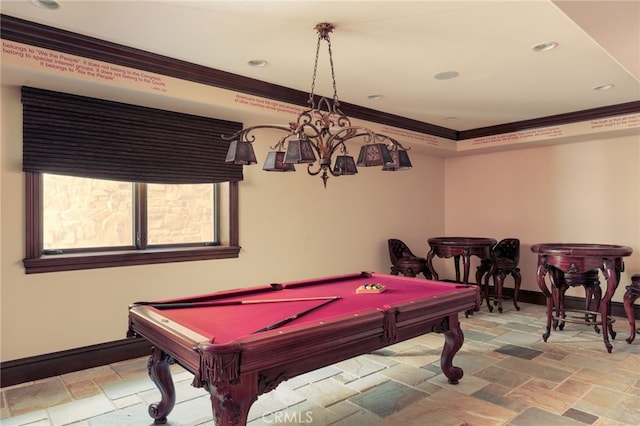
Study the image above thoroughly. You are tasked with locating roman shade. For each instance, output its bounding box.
[21,86,243,184]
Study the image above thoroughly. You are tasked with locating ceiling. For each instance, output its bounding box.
[1,0,639,132]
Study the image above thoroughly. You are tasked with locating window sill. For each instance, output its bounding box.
[23,246,241,274]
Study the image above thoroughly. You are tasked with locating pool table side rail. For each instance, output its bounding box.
[142,284,284,306]
[128,306,215,375]
[136,272,372,306]
[235,287,480,385]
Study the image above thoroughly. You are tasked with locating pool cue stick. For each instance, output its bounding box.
[252,296,341,333]
[134,296,339,310]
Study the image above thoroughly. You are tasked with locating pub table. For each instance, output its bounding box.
[426,237,496,285]
[531,243,633,353]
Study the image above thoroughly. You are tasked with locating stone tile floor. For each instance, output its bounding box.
[1,302,639,425]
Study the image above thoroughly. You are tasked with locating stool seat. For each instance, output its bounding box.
[397,256,425,270]
[623,274,640,344]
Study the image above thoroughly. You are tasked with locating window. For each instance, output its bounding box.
[25,174,239,273]
[22,86,242,273]
[43,174,134,251]
[42,175,222,251]
[146,182,217,247]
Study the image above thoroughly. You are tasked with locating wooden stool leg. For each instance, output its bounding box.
[624,285,639,344]
[484,270,494,312]
[495,271,506,313]
[512,269,521,311]
[584,284,602,334]
[554,284,569,331]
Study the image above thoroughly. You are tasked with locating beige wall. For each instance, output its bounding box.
[443,137,640,299]
[2,46,639,363]
[0,84,445,361]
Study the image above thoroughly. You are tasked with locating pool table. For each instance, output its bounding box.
[127,272,480,425]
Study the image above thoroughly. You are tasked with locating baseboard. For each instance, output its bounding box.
[0,338,152,388]
[0,291,637,388]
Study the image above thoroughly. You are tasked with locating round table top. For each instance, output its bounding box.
[428,237,497,247]
[530,243,633,257]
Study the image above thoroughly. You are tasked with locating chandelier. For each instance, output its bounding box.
[223,23,412,188]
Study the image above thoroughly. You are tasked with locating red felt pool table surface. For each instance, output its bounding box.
[128,272,479,426]
[143,272,471,344]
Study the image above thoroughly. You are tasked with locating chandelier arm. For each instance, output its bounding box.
[296,121,323,139]
[332,127,378,144]
[323,132,357,158]
[307,163,322,176]
[390,140,410,150]
[221,124,295,143]
[328,166,343,177]
[330,127,408,150]
[379,135,410,150]
[326,139,348,157]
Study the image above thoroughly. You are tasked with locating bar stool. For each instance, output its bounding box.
[623,274,640,344]
[388,239,431,279]
[476,238,521,312]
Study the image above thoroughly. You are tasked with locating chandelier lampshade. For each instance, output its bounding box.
[356,143,394,167]
[332,155,358,175]
[262,151,296,172]
[284,138,317,164]
[225,140,257,165]
[382,148,413,171]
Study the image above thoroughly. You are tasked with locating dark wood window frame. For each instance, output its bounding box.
[24,173,240,274]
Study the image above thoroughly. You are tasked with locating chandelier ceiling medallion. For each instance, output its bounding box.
[224,23,412,188]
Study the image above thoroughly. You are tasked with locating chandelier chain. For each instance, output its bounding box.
[308,34,321,106]
[308,27,340,109]
[326,36,340,107]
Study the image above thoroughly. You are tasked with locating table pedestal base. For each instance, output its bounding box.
[543,267,619,352]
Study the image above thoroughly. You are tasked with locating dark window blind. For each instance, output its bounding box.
[21,86,243,184]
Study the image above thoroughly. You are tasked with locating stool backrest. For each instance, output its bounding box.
[494,238,520,265]
[388,239,416,265]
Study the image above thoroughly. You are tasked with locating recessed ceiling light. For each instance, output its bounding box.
[532,42,558,52]
[434,71,459,80]
[593,84,615,91]
[247,59,268,67]
[444,116,456,121]
[31,0,60,9]
[367,94,383,100]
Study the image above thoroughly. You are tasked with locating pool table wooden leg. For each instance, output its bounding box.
[147,347,176,425]
[209,372,259,426]
[438,314,464,385]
